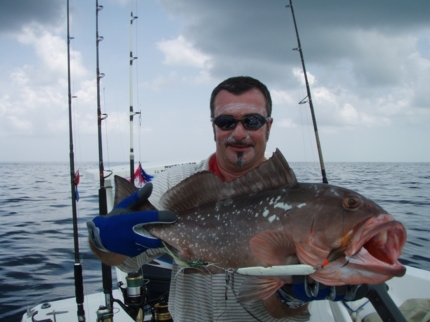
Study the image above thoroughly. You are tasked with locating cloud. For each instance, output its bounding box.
[1,0,429,162]
[0,22,93,139]
[293,68,315,86]
[277,118,296,129]
[16,24,88,79]
[0,0,63,36]
[157,35,212,69]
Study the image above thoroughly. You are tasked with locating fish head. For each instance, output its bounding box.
[291,184,406,286]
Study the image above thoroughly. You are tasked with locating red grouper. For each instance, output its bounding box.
[114,149,406,308]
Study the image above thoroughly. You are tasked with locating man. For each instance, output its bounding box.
[88,76,354,321]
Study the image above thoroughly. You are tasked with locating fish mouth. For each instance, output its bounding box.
[345,214,407,276]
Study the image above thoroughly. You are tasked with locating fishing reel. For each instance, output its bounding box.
[116,272,150,319]
[119,274,173,321]
[96,305,113,322]
[152,301,173,322]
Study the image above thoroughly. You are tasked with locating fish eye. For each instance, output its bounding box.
[343,196,360,209]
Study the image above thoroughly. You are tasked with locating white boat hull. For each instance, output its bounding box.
[21,265,430,322]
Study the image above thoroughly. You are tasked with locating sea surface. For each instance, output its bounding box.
[0,161,429,321]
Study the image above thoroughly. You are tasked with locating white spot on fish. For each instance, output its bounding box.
[263,209,269,217]
[330,188,340,196]
[268,215,277,223]
[297,203,306,208]
[274,202,292,211]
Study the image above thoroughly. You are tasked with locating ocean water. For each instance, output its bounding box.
[0,161,429,321]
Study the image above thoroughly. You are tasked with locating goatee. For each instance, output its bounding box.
[236,152,244,168]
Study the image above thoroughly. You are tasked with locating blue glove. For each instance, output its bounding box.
[276,276,364,308]
[87,183,177,257]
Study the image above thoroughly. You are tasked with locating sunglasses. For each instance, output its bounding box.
[211,114,272,131]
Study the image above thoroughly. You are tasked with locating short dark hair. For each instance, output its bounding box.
[210,76,272,118]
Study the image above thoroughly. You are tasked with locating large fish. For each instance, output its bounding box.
[115,149,406,306]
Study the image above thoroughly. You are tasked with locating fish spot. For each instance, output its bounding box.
[330,189,340,196]
[268,215,277,223]
[297,203,306,208]
[263,209,269,217]
[274,202,292,211]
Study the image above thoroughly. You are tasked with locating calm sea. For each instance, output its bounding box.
[0,161,429,321]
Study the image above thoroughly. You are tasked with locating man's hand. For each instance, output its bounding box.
[87,183,177,257]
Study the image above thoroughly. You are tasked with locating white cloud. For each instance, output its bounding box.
[142,72,178,91]
[17,24,88,79]
[277,118,296,128]
[111,0,130,6]
[293,68,315,86]
[271,90,295,106]
[0,23,93,139]
[157,35,212,69]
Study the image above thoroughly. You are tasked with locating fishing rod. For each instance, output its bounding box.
[67,0,86,320]
[286,0,328,184]
[93,3,149,320]
[95,0,114,319]
[286,2,406,321]
[129,1,140,180]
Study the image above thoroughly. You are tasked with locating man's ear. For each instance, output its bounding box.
[212,123,217,142]
[266,118,273,142]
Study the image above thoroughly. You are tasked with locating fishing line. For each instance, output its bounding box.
[228,272,265,322]
[68,11,82,168]
[113,92,126,161]
[201,264,279,322]
[134,0,142,164]
[285,3,311,163]
[299,100,308,162]
[342,256,351,268]
[102,86,111,168]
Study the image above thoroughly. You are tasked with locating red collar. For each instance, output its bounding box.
[208,154,225,182]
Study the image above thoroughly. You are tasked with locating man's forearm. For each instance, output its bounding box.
[89,239,127,266]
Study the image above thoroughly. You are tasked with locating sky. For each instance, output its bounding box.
[0,0,429,164]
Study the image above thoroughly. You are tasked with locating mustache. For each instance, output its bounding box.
[225,138,254,147]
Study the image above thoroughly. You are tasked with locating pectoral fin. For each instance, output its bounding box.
[237,277,284,302]
[250,230,297,266]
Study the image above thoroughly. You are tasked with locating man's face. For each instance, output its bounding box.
[213,89,273,174]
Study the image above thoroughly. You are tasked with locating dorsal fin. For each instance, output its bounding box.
[114,175,138,207]
[114,175,157,211]
[160,149,297,212]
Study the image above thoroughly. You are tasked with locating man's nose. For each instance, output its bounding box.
[231,122,248,140]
